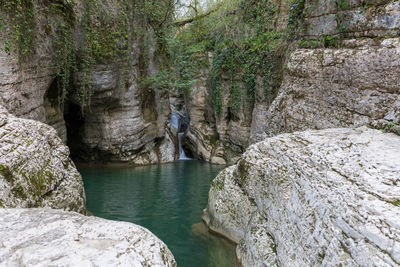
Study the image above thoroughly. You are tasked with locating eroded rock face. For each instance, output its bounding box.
[203,127,400,266]
[74,63,175,165]
[184,0,400,163]
[184,70,229,165]
[302,0,400,39]
[184,69,253,165]
[263,0,400,137]
[0,1,176,165]
[0,4,69,142]
[0,208,176,267]
[0,106,86,214]
[265,38,400,136]
[68,6,176,165]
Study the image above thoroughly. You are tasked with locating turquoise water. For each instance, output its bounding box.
[79,160,238,267]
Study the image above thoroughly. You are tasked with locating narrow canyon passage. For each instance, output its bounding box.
[79,160,238,267]
[1,0,399,265]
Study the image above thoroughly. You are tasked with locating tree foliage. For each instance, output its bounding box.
[157,0,288,114]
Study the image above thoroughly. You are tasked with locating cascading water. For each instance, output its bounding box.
[178,132,190,160]
[171,112,191,160]
[171,112,180,130]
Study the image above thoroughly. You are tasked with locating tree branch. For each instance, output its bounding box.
[173,2,223,27]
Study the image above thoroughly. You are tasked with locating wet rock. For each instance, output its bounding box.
[203,127,400,266]
[0,106,86,214]
[0,208,176,267]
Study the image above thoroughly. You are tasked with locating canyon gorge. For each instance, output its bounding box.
[0,0,399,266]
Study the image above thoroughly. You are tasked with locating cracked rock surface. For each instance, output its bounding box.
[264,38,400,137]
[0,208,176,267]
[0,106,86,213]
[203,127,400,266]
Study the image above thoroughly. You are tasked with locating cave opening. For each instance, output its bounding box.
[63,101,85,161]
[43,78,64,126]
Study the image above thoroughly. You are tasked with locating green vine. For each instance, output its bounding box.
[51,1,76,106]
[173,0,287,115]
[0,0,35,60]
[74,0,130,112]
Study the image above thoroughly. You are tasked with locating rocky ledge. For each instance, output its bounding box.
[202,127,400,266]
[0,106,86,213]
[0,208,176,266]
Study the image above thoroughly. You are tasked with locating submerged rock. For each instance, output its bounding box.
[0,106,86,214]
[203,127,400,266]
[0,208,176,267]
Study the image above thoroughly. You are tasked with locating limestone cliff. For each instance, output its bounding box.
[183,67,245,165]
[1,0,398,165]
[0,105,86,214]
[183,0,400,164]
[203,127,400,266]
[0,0,75,141]
[70,1,176,164]
[0,0,176,165]
[71,47,175,165]
[264,0,400,137]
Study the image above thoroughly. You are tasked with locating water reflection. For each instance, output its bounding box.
[192,222,239,267]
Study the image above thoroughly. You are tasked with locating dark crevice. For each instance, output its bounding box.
[44,77,63,126]
[63,101,85,161]
[181,136,195,158]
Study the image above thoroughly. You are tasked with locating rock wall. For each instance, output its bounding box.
[264,0,400,136]
[0,0,176,165]
[0,208,176,266]
[203,127,400,266]
[183,68,245,165]
[1,0,398,165]
[74,60,175,165]
[183,0,400,164]
[0,105,86,214]
[0,1,72,142]
[70,2,176,164]
[183,64,278,165]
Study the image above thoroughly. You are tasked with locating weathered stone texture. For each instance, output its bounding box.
[0,13,67,141]
[69,7,176,165]
[184,71,229,165]
[75,62,175,164]
[265,38,400,136]
[0,1,176,164]
[303,0,400,38]
[0,106,86,214]
[184,69,255,165]
[0,208,177,267]
[185,0,400,163]
[203,127,400,266]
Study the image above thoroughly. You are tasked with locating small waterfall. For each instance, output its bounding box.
[171,112,180,130]
[170,112,191,160]
[178,132,190,160]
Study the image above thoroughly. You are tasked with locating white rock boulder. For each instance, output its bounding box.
[0,105,86,213]
[0,208,176,266]
[203,127,400,266]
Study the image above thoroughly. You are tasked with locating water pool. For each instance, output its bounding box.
[79,160,238,267]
